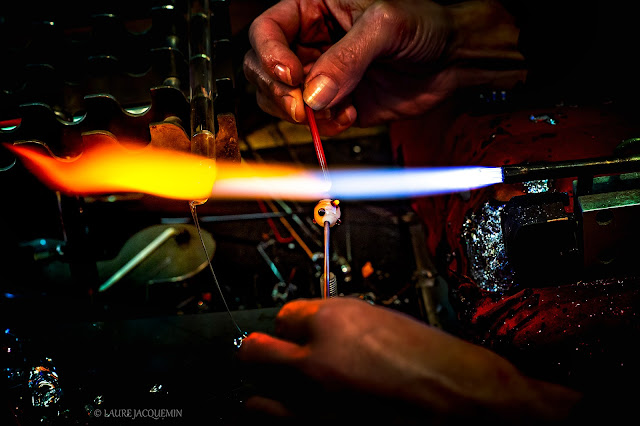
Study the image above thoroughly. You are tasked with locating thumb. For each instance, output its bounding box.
[302,8,394,111]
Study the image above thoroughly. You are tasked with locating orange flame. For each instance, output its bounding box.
[4,141,328,201]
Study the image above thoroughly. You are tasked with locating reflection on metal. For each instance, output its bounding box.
[149,121,191,151]
[99,227,180,292]
[576,172,640,273]
[233,331,248,349]
[462,202,514,293]
[502,154,640,184]
[501,193,578,287]
[214,113,241,162]
[28,358,62,408]
[523,179,550,194]
[96,224,216,290]
[257,239,287,284]
[320,272,337,298]
[407,215,443,328]
[0,158,16,171]
[529,113,556,125]
[323,222,331,298]
[313,199,341,298]
[188,0,215,157]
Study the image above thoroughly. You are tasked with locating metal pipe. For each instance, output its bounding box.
[323,221,330,298]
[502,155,640,184]
[257,240,287,285]
[99,227,179,292]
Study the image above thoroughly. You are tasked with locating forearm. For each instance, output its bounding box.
[511,377,583,425]
[388,327,583,424]
[404,372,582,424]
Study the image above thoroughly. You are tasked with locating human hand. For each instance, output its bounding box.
[244,0,527,136]
[236,297,581,424]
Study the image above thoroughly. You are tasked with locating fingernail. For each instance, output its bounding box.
[335,105,356,126]
[283,95,300,122]
[274,64,292,86]
[303,75,338,110]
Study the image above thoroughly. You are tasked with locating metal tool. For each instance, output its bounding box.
[99,227,180,292]
[502,154,640,185]
[313,199,341,298]
[305,103,340,298]
[95,224,216,293]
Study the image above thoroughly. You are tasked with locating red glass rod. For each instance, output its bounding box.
[305,103,329,183]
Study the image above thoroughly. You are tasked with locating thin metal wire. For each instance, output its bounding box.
[190,201,244,335]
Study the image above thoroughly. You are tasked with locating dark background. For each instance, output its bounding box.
[1,2,425,424]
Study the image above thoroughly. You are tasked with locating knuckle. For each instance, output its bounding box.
[367,1,402,27]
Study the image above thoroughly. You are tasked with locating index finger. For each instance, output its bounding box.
[274,298,323,342]
[249,0,305,86]
[237,332,307,365]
